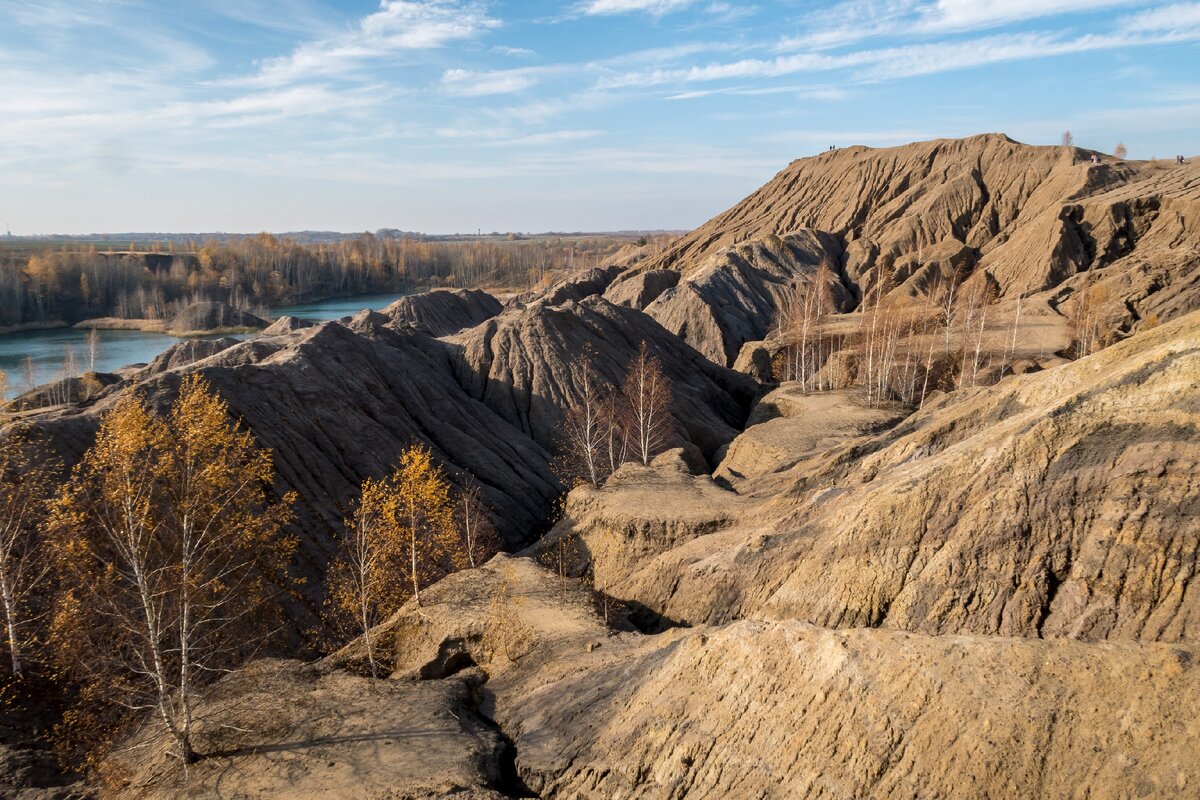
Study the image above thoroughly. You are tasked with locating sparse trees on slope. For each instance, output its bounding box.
[327,477,401,676]
[48,377,295,766]
[622,342,673,465]
[1069,282,1111,358]
[0,432,57,679]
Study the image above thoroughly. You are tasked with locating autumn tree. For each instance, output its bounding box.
[0,432,57,679]
[1114,142,1128,160]
[1061,130,1074,148]
[621,342,673,465]
[392,445,458,606]
[48,377,295,766]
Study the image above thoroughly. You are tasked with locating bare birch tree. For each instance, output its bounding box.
[621,342,673,465]
[558,352,608,487]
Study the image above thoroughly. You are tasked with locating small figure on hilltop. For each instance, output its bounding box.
[1179,154,1187,164]
[1090,153,1101,164]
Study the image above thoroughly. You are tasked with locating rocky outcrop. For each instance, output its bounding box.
[166,301,266,334]
[143,552,1200,800]
[16,318,562,606]
[111,659,513,800]
[380,288,502,337]
[627,135,1200,351]
[602,268,678,309]
[713,387,906,492]
[447,296,757,461]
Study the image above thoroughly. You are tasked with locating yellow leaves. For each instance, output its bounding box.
[45,374,296,763]
[327,444,467,652]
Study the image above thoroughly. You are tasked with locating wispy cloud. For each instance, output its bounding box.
[236,0,500,87]
[441,68,539,95]
[581,0,697,16]
[602,21,1200,89]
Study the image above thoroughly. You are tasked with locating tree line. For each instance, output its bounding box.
[0,233,629,327]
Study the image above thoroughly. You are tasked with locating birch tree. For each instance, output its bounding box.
[621,342,673,465]
[48,377,295,766]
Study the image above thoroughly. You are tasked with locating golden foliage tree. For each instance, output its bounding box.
[326,444,460,669]
[392,445,457,606]
[326,477,403,675]
[0,431,58,679]
[48,376,295,766]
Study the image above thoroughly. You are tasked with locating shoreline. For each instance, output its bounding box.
[0,320,70,335]
[73,318,266,337]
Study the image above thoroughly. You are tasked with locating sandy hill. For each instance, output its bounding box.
[608,133,1200,365]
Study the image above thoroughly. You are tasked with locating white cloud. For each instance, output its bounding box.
[582,0,696,16]
[492,45,538,57]
[918,0,1142,32]
[441,68,538,96]
[601,23,1200,89]
[1122,2,1200,31]
[240,1,500,87]
[777,0,1149,51]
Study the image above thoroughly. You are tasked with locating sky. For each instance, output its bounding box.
[1,0,1198,235]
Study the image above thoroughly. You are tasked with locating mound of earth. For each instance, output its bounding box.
[141,337,242,375]
[447,295,756,462]
[119,553,1200,799]
[497,618,1200,799]
[109,659,514,800]
[166,301,267,334]
[607,134,1200,366]
[381,288,502,337]
[261,315,314,336]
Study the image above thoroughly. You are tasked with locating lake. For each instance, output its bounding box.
[0,292,410,399]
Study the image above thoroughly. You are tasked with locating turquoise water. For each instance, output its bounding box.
[0,292,410,399]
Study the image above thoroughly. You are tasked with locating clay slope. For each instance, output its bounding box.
[123,555,1200,799]
[638,230,853,365]
[16,313,562,600]
[447,295,757,461]
[572,310,1200,642]
[608,134,1199,365]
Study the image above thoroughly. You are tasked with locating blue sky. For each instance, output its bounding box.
[1,0,1198,234]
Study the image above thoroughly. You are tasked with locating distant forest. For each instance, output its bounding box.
[0,232,639,327]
